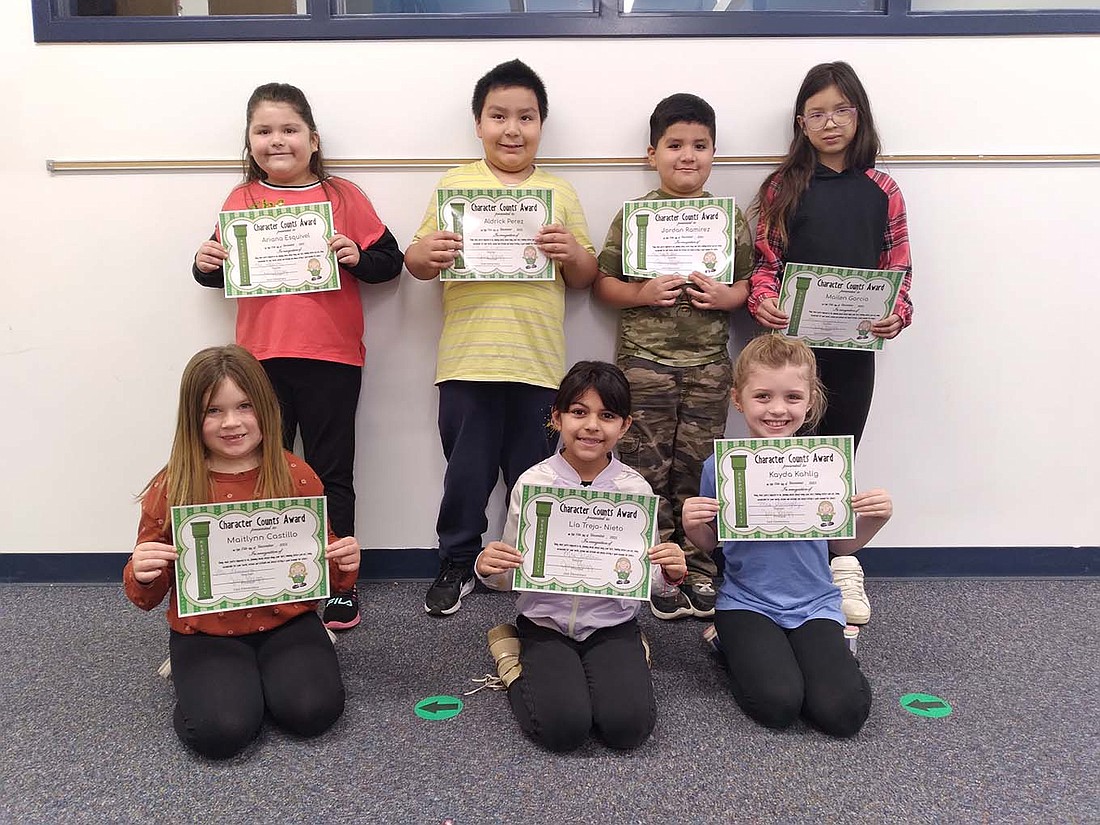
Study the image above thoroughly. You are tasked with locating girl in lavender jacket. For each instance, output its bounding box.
[476,361,686,752]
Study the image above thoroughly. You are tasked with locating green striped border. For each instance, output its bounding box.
[171,496,329,617]
[715,437,855,542]
[778,262,905,351]
[513,484,658,601]
[622,196,735,283]
[436,187,556,282]
[219,202,339,298]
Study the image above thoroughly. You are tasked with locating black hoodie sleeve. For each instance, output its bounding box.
[345,227,404,285]
[192,231,225,289]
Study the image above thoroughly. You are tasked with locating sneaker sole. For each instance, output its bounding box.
[689,605,716,619]
[424,579,475,617]
[324,614,361,631]
[650,602,694,621]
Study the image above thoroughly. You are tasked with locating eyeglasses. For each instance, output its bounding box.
[800,106,857,131]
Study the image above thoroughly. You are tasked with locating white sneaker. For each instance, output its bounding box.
[830,556,871,625]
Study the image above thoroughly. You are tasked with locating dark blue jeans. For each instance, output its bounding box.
[435,380,557,566]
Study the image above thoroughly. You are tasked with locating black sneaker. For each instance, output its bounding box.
[323,588,360,630]
[682,580,717,618]
[650,586,693,620]
[424,562,475,616]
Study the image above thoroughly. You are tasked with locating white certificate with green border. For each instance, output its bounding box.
[436,188,554,281]
[171,496,329,617]
[715,437,855,542]
[622,197,736,283]
[512,485,658,601]
[219,203,339,298]
[777,262,904,351]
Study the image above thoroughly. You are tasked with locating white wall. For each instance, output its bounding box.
[3,3,1098,556]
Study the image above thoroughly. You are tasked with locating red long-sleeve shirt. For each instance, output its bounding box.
[123,452,352,636]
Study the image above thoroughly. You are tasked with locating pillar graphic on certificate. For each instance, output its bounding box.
[512,485,659,601]
[714,437,855,542]
[171,497,330,617]
[621,197,736,283]
[219,203,340,298]
[777,262,905,351]
[436,188,555,281]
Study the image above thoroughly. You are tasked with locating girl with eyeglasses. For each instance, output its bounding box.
[747,61,914,627]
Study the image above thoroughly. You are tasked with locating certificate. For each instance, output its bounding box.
[622,197,737,283]
[436,188,554,281]
[171,496,329,617]
[512,485,659,601]
[219,203,339,298]
[714,437,855,542]
[777,262,905,351]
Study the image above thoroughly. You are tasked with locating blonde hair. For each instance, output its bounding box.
[144,345,294,507]
[733,333,827,431]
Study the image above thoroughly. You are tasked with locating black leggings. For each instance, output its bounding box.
[169,612,345,759]
[508,616,655,753]
[714,609,871,737]
[814,348,875,452]
[261,357,362,538]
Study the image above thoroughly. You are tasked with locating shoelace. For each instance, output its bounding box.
[437,567,470,585]
[464,673,507,695]
[833,567,866,599]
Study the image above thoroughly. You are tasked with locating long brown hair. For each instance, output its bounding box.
[240,82,349,212]
[753,62,881,246]
[242,82,329,184]
[144,345,294,507]
[733,334,827,431]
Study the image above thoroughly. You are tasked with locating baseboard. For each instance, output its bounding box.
[0,549,442,584]
[858,546,1098,577]
[0,547,1096,584]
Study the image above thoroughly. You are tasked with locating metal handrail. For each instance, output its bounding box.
[45,153,1100,173]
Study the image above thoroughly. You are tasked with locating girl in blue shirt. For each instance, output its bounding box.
[684,334,892,737]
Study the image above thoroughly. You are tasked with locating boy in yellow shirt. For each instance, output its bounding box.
[406,59,598,616]
[594,93,752,621]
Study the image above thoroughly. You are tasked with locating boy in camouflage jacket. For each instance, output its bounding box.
[593,93,752,619]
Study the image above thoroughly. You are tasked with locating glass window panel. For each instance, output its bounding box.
[911,0,1099,7]
[336,0,595,13]
[622,0,883,11]
[63,0,303,15]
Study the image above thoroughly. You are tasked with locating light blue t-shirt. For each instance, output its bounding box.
[701,454,845,629]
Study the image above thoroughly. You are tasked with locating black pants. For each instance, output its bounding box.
[262,357,362,537]
[508,615,655,752]
[436,381,557,566]
[169,612,345,759]
[714,609,871,737]
[814,348,875,452]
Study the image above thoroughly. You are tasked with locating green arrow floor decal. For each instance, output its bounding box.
[899,692,953,718]
[415,695,464,721]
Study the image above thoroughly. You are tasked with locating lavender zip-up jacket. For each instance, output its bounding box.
[476,451,675,641]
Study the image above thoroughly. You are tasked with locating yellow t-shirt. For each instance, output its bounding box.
[414,160,595,388]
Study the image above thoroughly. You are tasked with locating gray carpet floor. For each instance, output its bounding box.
[0,579,1096,824]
